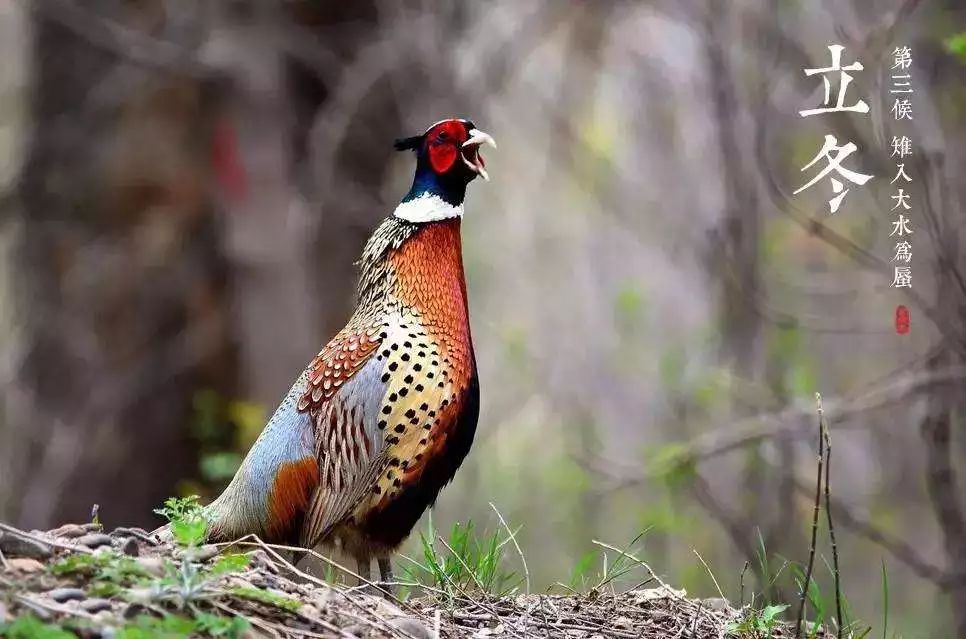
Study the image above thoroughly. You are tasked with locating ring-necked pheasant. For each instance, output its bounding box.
[204,118,495,587]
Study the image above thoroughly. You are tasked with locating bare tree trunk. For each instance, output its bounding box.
[920,364,966,637]
[211,1,413,402]
[204,4,320,408]
[1,2,235,529]
[700,4,778,595]
[920,153,966,637]
[705,8,762,382]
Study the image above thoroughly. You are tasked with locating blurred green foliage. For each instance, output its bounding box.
[943,32,966,60]
[725,603,788,638]
[186,391,265,496]
[0,616,77,639]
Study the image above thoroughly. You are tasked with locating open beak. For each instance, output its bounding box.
[461,129,497,181]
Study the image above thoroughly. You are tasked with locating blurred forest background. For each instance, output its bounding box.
[1,0,965,636]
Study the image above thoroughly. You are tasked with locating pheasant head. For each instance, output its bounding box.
[392,118,497,224]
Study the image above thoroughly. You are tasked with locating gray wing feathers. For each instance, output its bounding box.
[207,374,314,540]
[300,355,387,546]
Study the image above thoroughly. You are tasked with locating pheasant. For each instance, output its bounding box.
[203,118,495,587]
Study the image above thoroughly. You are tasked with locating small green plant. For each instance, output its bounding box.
[726,603,788,639]
[0,615,78,639]
[193,612,250,638]
[88,581,122,597]
[567,550,598,590]
[789,560,872,639]
[592,536,653,593]
[115,615,197,639]
[1,499,272,639]
[49,551,107,576]
[2,608,250,639]
[154,495,208,547]
[563,533,655,596]
[50,550,148,584]
[115,612,247,639]
[791,564,826,638]
[209,552,251,576]
[401,518,521,601]
[47,498,259,619]
[49,545,253,613]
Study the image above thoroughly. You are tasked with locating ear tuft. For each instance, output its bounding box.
[393,135,422,152]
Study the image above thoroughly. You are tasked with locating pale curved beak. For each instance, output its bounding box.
[461,128,496,181]
[463,129,497,150]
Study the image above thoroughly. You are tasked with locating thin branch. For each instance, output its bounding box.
[795,393,825,638]
[692,549,725,600]
[676,366,966,464]
[579,366,966,487]
[788,477,961,588]
[820,395,844,639]
[739,561,749,607]
[28,0,213,77]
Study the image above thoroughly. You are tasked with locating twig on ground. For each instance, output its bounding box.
[15,593,96,621]
[690,601,704,636]
[552,581,579,595]
[0,522,94,555]
[739,560,749,607]
[111,526,161,546]
[216,536,413,639]
[211,600,283,639]
[426,535,529,639]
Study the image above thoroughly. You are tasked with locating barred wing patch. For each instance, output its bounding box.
[299,344,389,546]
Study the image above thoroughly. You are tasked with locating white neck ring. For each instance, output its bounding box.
[393,193,463,223]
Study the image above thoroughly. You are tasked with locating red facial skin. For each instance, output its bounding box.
[426,121,471,174]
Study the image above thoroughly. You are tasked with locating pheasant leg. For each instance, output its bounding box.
[378,557,395,598]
